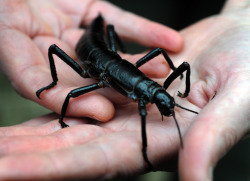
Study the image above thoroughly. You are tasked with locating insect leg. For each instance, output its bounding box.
[36,44,83,98]
[135,48,174,68]
[138,99,153,170]
[163,62,191,98]
[106,25,126,53]
[59,83,101,128]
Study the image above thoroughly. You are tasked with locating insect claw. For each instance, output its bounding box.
[36,82,57,99]
[180,73,184,80]
[211,91,217,100]
[36,90,42,99]
[142,147,153,171]
[177,91,184,98]
[60,120,69,128]
[177,91,188,98]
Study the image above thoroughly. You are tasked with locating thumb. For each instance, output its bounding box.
[178,88,250,181]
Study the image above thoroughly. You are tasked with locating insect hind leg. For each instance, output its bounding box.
[36,44,83,98]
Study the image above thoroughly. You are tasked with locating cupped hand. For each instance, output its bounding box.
[176,3,250,180]
[0,0,183,122]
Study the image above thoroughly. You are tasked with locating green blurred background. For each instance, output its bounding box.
[0,0,250,180]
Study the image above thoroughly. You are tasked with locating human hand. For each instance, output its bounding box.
[0,96,197,180]
[3,1,249,180]
[175,1,250,180]
[0,0,183,122]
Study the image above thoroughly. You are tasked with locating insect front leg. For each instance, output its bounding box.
[163,62,191,98]
[134,48,183,77]
[36,44,84,98]
[106,25,126,53]
[138,99,153,170]
[59,83,102,128]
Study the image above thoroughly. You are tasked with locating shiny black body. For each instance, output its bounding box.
[36,15,197,170]
[75,16,167,103]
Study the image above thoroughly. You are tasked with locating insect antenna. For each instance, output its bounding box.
[175,103,198,114]
[172,104,198,148]
[172,112,184,148]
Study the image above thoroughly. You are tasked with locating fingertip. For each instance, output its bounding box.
[156,26,184,52]
[164,30,184,52]
[67,93,115,122]
[135,19,184,52]
[88,96,115,122]
[134,21,184,53]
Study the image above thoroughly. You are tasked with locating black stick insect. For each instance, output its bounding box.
[36,14,198,170]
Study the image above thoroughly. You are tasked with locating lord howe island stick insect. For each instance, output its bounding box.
[36,14,198,170]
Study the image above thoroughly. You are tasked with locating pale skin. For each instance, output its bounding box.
[0,0,250,181]
[179,1,250,180]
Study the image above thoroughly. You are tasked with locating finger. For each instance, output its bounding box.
[0,114,72,137]
[0,119,59,137]
[0,113,68,137]
[0,124,108,155]
[20,113,59,127]
[83,1,183,52]
[0,132,143,180]
[20,113,92,127]
[0,29,45,99]
[179,86,250,181]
